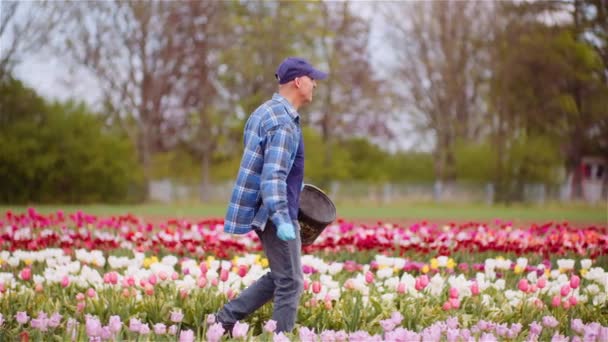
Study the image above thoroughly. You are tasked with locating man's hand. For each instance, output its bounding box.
[276,223,296,241]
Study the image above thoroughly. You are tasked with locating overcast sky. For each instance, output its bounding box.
[8,1,419,152]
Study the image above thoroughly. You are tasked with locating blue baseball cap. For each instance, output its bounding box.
[275,57,328,84]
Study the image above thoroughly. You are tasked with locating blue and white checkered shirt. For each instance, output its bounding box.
[224,93,301,234]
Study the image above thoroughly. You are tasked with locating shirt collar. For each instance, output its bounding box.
[272,93,300,122]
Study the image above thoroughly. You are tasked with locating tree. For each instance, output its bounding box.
[54,1,225,198]
[382,1,492,184]
[312,1,395,186]
[0,76,140,203]
[489,1,608,201]
[0,1,65,76]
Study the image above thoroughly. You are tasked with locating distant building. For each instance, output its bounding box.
[579,156,607,204]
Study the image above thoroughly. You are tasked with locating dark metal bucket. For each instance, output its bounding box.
[298,184,336,246]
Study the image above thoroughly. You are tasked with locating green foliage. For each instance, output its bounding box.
[0,76,142,203]
[506,134,563,184]
[455,141,496,182]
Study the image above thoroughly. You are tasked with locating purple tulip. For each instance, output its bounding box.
[108,315,121,334]
[205,322,225,342]
[15,311,29,325]
[264,319,277,333]
[153,323,167,335]
[232,321,249,339]
[179,329,195,342]
[300,326,318,342]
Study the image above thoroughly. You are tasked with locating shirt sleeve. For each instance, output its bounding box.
[260,124,298,228]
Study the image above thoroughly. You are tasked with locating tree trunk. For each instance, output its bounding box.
[200,151,211,202]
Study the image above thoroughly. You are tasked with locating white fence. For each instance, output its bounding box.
[149,179,607,204]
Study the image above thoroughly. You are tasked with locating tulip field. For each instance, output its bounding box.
[0,208,607,341]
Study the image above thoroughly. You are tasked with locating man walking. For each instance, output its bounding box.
[217,57,328,333]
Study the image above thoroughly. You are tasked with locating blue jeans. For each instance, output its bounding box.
[217,221,304,333]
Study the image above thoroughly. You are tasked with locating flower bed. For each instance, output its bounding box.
[0,209,606,341]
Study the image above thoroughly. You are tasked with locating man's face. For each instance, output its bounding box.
[295,75,317,104]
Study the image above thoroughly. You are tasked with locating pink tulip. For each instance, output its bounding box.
[568,296,577,306]
[471,282,480,296]
[415,275,429,291]
[560,284,570,297]
[226,288,235,300]
[149,274,157,285]
[20,268,31,281]
[159,271,168,281]
[442,302,452,311]
[449,287,459,299]
[537,277,546,289]
[76,293,85,301]
[172,272,179,281]
[238,265,248,277]
[365,271,374,284]
[563,300,571,310]
[87,288,96,298]
[551,295,561,307]
[144,284,154,296]
[34,283,43,292]
[199,263,208,274]
[397,282,407,294]
[312,281,321,294]
[220,269,229,282]
[77,301,86,312]
[303,279,309,291]
[570,275,580,289]
[449,298,460,309]
[198,277,207,288]
[61,276,70,288]
[518,279,529,292]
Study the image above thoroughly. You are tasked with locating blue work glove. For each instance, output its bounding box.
[276,222,296,241]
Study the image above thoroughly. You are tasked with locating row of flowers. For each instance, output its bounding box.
[3,311,608,342]
[2,209,607,258]
[1,248,607,340]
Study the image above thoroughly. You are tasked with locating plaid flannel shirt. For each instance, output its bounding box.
[224,93,301,234]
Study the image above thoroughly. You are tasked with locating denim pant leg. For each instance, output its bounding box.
[216,230,275,325]
[217,222,303,333]
[265,221,304,333]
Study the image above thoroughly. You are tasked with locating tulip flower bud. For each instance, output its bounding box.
[518,279,529,293]
[570,275,580,289]
[312,281,321,294]
[365,271,374,284]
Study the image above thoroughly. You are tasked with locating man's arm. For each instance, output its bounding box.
[260,124,297,230]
